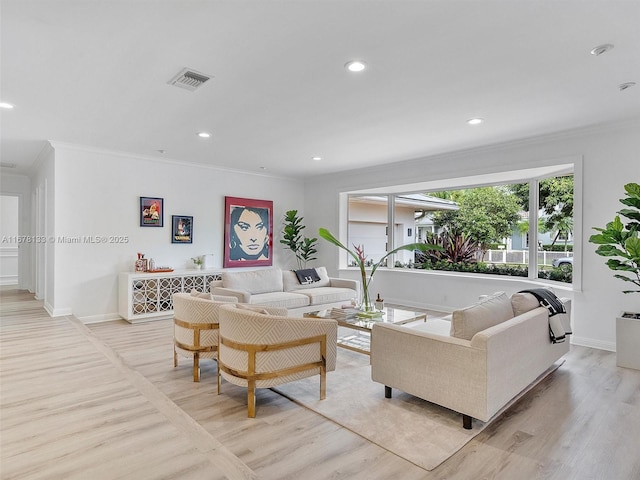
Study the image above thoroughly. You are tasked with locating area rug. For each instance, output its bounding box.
[273,350,562,471]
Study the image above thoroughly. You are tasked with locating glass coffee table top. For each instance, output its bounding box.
[305,306,426,354]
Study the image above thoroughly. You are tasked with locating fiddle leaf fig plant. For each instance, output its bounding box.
[281,210,317,269]
[589,182,640,294]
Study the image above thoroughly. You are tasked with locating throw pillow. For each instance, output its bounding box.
[294,268,321,285]
[235,303,269,315]
[510,292,540,316]
[450,291,514,340]
[190,289,213,300]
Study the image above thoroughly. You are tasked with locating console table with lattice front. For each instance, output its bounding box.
[119,269,223,323]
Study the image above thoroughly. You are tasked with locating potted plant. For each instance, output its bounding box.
[191,256,203,270]
[281,210,318,269]
[319,228,441,317]
[588,182,640,369]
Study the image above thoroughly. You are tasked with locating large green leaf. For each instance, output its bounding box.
[624,182,640,198]
[596,245,630,258]
[318,228,361,265]
[607,259,636,271]
[619,208,640,222]
[625,235,640,260]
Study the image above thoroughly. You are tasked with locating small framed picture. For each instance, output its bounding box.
[140,197,163,227]
[172,215,193,244]
[223,196,273,268]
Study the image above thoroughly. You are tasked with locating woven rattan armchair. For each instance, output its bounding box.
[217,303,338,417]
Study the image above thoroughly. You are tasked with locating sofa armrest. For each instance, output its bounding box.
[329,277,359,294]
[371,323,488,419]
[212,286,251,303]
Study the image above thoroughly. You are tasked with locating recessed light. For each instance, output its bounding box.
[156,149,166,154]
[260,166,267,170]
[467,118,483,125]
[197,132,211,138]
[312,156,322,161]
[345,60,367,72]
[619,82,636,91]
[590,44,614,56]
[0,102,14,109]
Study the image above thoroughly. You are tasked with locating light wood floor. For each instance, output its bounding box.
[1,287,639,480]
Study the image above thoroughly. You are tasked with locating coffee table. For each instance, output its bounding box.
[304,306,426,355]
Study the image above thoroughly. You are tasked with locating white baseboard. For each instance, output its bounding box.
[0,276,18,285]
[78,313,125,324]
[570,336,616,352]
[44,301,72,317]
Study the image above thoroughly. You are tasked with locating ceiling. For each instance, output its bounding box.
[2,1,639,179]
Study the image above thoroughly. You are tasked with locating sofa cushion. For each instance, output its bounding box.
[283,266,331,291]
[294,287,355,306]
[249,291,310,309]
[510,292,540,316]
[450,291,514,340]
[222,268,283,294]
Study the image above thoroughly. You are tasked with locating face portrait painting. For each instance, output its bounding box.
[224,197,273,267]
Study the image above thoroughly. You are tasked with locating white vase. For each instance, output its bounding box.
[617,312,640,370]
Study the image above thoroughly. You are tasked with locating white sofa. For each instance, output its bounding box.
[371,291,571,429]
[210,267,359,315]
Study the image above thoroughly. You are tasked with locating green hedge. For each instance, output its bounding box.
[415,260,572,283]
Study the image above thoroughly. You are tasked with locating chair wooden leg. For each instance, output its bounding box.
[320,368,326,400]
[173,347,177,367]
[193,353,200,382]
[217,362,221,394]
[248,380,256,418]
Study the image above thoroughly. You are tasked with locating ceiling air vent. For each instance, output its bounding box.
[167,68,211,92]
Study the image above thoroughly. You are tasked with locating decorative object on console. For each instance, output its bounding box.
[134,252,148,272]
[223,196,273,268]
[140,196,163,227]
[191,256,203,270]
[172,215,193,243]
[589,182,640,369]
[280,209,318,269]
[318,228,440,317]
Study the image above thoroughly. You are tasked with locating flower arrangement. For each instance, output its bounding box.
[318,228,441,316]
[191,256,203,266]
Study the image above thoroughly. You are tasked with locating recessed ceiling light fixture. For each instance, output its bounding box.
[311,156,322,161]
[0,102,14,109]
[345,60,367,72]
[467,118,483,125]
[197,132,211,138]
[619,82,636,91]
[590,43,614,56]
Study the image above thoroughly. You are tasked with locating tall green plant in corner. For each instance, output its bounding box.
[589,182,640,294]
[280,210,318,269]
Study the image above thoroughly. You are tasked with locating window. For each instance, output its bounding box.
[345,166,576,285]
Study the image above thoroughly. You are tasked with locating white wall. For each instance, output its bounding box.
[304,119,640,352]
[41,143,306,322]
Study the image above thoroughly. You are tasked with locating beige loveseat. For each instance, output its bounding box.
[210,267,359,315]
[371,291,571,429]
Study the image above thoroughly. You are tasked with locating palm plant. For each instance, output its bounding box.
[319,228,441,313]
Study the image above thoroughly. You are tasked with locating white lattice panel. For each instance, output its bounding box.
[120,270,223,322]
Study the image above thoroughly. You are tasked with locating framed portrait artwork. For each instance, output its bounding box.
[140,197,163,227]
[171,215,193,244]
[223,196,273,268]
